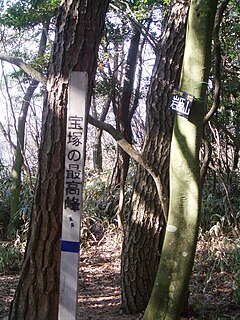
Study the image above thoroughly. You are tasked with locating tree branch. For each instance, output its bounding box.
[0,48,168,219]
[204,0,230,124]
[200,131,212,186]
[0,121,16,150]
[224,65,240,76]
[212,117,240,150]
[88,114,168,221]
[0,50,147,170]
[0,53,46,84]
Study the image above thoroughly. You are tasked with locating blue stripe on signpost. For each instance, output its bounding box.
[61,240,80,253]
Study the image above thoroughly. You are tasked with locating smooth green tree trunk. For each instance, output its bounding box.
[121,1,190,313]
[143,1,218,319]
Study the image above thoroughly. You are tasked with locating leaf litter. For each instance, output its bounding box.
[0,229,239,319]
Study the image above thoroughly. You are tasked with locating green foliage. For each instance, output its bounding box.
[0,236,26,274]
[221,0,240,66]
[196,235,239,278]
[105,18,130,45]
[81,169,133,245]
[95,78,113,97]
[0,164,11,237]
[84,172,117,219]
[112,0,166,22]
[81,171,119,244]
[11,174,34,230]
[0,164,35,238]
[0,0,60,28]
[233,245,240,304]
[0,167,32,271]
[202,171,240,234]
[217,0,240,129]
[32,52,51,73]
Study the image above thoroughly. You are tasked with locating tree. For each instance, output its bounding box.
[114,25,141,231]
[9,24,49,233]
[90,6,153,230]
[143,0,218,319]
[0,0,56,233]
[121,0,189,313]
[9,0,110,319]
[0,0,237,318]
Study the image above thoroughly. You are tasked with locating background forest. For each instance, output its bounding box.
[0,0,240,319]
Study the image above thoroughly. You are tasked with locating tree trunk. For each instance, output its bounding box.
[115,27,141,231]
[92,94,112,172]
[121,0,189,314]
[143,1,218,319]
[93,127,103,171]
[9,24,49,234]
[9,1,109,319]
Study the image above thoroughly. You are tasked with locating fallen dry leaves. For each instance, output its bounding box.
[0,230,239,319]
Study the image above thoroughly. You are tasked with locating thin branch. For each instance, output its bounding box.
[212,117,240,150]
[223,65,240,76]
[204,0,230,124]
[0,121,16,150]
[1,65,19,141]
[200,131,212,186]
[109,2,158,53]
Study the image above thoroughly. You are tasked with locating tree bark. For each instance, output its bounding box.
[9,1,109,319]
[115,26,141,231]
[121,0,189,314]
[143,1,218,319]
[92,94,112,172]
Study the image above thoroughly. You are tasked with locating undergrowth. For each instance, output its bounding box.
[201,171,240,236]
[0,164,239,319]
[0,235,26,274]
[81,169,132,246]
[197,233,240,301]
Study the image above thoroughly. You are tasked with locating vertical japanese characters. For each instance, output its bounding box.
[65,115,84,214]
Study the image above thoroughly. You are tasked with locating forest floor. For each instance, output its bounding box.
[0,228,240,320]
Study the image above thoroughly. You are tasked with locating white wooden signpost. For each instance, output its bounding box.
[59,71,88,320]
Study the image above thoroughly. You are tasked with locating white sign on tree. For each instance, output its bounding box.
[59,71,88,319]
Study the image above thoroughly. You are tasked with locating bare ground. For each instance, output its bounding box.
[77,231,140,320]
[0,230,240,319]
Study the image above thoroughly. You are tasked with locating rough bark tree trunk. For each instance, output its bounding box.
[143,1,218,319]
[9,1,109,319]
[121,0,189,314]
